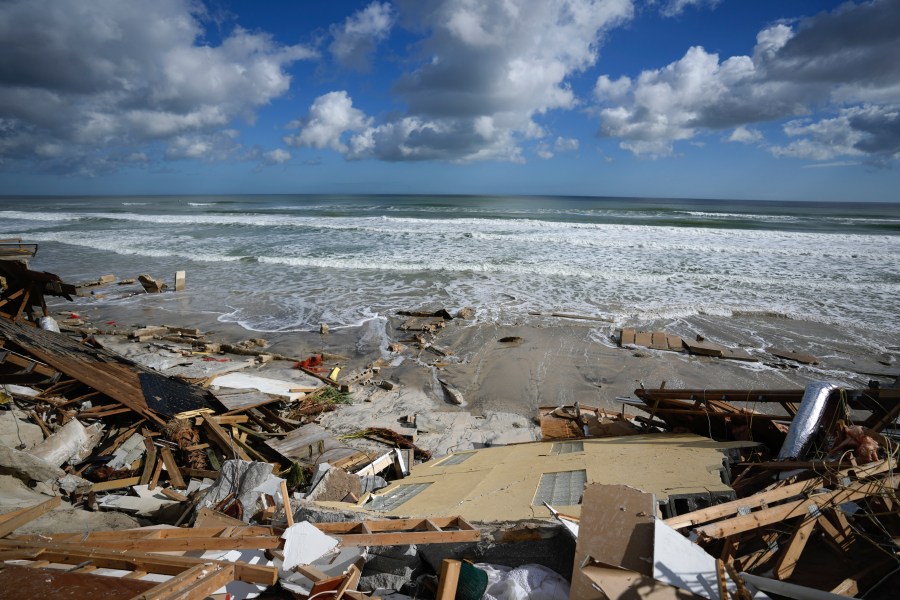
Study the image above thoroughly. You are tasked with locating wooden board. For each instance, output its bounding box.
[650,332,668,350]
[0,538,277,585]
[0,497,60,537]
[619,328,636,346]
[767,347,819,365]
[682,338,725,357]
[666,335,683,351]
[634,332,652,347]
[212,388,280,412]
[720,348,758,362]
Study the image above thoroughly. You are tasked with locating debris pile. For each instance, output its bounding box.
[1,259,898,598]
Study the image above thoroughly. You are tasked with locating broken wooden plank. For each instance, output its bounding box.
[683,338,726,357]
[91,476,142,493]
[665,458,895,530]
[720,348,758,362]
[694,476,896,539]
[767,347,819,365]
[634,332,652,347]
[619,328,636,346]
[0,497,61,537]
[131,562,234,600]
[0,538,278,585]
[158,446,186,490]
[650,332,668,350]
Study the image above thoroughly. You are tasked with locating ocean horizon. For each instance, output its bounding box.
[3,195,899,359]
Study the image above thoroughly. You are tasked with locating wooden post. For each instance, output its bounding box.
[159,446,187,489]
[280,479,294,527]
[436,559,461,600]
[175,270,186,292]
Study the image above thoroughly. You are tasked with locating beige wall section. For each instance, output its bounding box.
[324,434,753,523]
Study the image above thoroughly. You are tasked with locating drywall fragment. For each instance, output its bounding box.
[281,521,339,570]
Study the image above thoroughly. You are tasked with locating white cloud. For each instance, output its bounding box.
[658,0,721,18]
[0,0,316,171]
[329,1,395,70]
[164,130,241,161]
[770,105,900,162]
[319,0,635,162]
[263,148,292,164]
[593,0,900,163]
[284,91,372,152]
[728,126,762,144]
[554,137,579,151]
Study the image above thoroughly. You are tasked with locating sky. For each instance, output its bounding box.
[1,0,899,202]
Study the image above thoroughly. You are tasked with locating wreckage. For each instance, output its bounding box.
[0,255,898,599]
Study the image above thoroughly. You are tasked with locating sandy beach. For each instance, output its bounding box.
[45,284,898,458]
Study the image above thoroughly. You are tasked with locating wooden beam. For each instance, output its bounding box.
[158,446,186,489]
[436,559,461,600]
[280,479,294,528]
[203,418,250,461]
[0,539,277,585]
[773,513,818,580]
[667,458,895,530]
[139,439,158,486]
[128,562,235,600]
[695,476,895,539]
[0,497,60,537]
[91,477,141,493]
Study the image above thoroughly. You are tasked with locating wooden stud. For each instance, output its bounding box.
[0,539,276,585]
[773,512,819,580]
[28,411,52,438]
[0,497,60,537]
[161,488,189,502]
[280,479,294,528]
[149,456,163,490]
[694,476,894,539]
[139,439,158,486]
[715,559,729,600]
[436,559,461,600]
[128,562,234,600]
[159,446,186,489]
[90,477,141,493]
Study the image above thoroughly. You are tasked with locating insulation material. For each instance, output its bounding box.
[29,419,104,467]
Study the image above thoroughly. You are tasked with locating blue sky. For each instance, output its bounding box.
[1,0,899,201]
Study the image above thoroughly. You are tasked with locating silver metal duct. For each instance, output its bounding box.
[776,381,839,460]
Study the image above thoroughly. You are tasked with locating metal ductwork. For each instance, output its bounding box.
[776,381,839,460]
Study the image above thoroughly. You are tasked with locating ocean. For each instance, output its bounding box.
[2,195,899,361]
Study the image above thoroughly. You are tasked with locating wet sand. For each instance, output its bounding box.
[47,289,899,457]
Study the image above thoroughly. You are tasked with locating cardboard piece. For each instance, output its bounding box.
[571,484,771,600]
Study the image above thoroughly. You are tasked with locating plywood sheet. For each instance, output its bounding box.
[0,564,156,600]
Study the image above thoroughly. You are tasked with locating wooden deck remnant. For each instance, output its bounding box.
[767,347,819,365]
[314,516,479,546]
[0,319,218,424]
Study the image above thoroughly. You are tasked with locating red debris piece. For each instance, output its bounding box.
[294,354,324,372]
[202,357,229,362]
